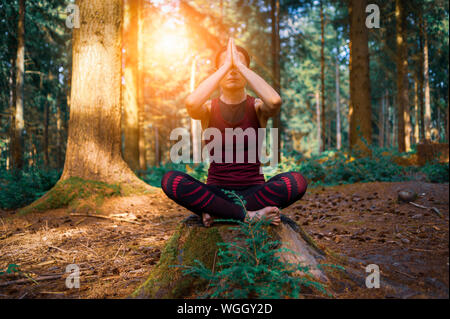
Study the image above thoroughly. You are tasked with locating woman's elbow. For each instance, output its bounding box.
[185,97,197,115]
[185,96,194,110]
[270,97,282,111]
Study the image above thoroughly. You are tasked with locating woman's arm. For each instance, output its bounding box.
[231,39,282,118]
[185,39,233,120]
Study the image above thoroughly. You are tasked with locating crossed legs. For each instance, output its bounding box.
[161,170,307,226]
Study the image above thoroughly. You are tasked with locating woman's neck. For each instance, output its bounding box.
[220,88,247,105]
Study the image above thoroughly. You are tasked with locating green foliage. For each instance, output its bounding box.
[172,190,334,299]
[0,166,61,210]
[265,147,449,186]
[139,162,209,187]
[220,188,248,207]
[177,217,330,299]
[420,161,449,183]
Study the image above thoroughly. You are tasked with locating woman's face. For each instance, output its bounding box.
[217,51,248,91]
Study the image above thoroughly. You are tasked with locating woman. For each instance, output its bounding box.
[161,38,308,227]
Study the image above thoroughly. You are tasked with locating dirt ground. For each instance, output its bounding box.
[0,181,448,299]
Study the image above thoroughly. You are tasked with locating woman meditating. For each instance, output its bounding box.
[161,38,308,227]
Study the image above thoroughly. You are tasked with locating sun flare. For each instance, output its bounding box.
[152,20,190,61]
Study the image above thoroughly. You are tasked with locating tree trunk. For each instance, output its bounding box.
[138,0,147,174]
[271,0,281,162]
[396,0,410,153]
[392,103,397,147]
[43,93,50,167]
[348,0,372,155]
[446,103,449,143]
[315,91,321,154]
[59,0,150,189]
[154,126,160,167]
[386,91,391,148]
[132,214,328,299]
[413,77,420,144]
[423,18,431,142]
[418,67,425,141]
[56,94,63,169]
[190,56,202,164]
[122,0,140,172]
[437,107,441,142]
[8,57,15,171]
[379,96,385,148]
[13,0,25,171]
[336,56,341,150]
[320,1,326,153]
[418,13,425,142]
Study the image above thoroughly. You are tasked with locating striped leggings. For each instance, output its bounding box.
[161,170,308,221]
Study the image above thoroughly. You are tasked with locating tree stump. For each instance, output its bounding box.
[132,214,328,299]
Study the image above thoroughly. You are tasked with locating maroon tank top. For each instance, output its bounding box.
[205,95,265,187]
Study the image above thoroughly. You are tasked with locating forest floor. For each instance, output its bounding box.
[0,181,448,299]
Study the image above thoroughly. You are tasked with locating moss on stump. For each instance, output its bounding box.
[132,214,328,299]
[132,215,225,299]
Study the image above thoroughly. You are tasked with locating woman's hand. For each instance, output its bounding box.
[221,38,233,70]
[231,38,246,70]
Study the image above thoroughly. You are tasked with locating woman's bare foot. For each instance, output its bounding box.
[246,206,281,226]
[202,212,215,227]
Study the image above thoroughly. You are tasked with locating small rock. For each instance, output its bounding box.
[398,190,417,203]
[401,238,410,244]
[412,214,423,219]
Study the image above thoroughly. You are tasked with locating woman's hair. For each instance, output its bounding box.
[214,45,251,69]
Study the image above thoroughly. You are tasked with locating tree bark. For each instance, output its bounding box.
[43,93,50,167]
[418,12,425,142]
[122,0,140,171]
[348,0,372,155]
[413,77,420,145]
[271,0,281,162]
[423,18,432,142]
[396,0,410,152]
[60,0,150,189]
[320,1,326,153]
[379,96,385,148]
[138,0,147,174]
[154,126,160,167]
[336,55,341,150]
[56,93,63,169]
[446,103,449,143]
[315,91,321,154]
[385,91,391,148]
[190,56,201,164]
[8,57,15,171]
[13,0,25,171]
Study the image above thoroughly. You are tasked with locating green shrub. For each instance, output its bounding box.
[178,218,329,298]
[172,191,336,299]
[139,162,209,187]
[420,162,449,183]
[0,167,62,210]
